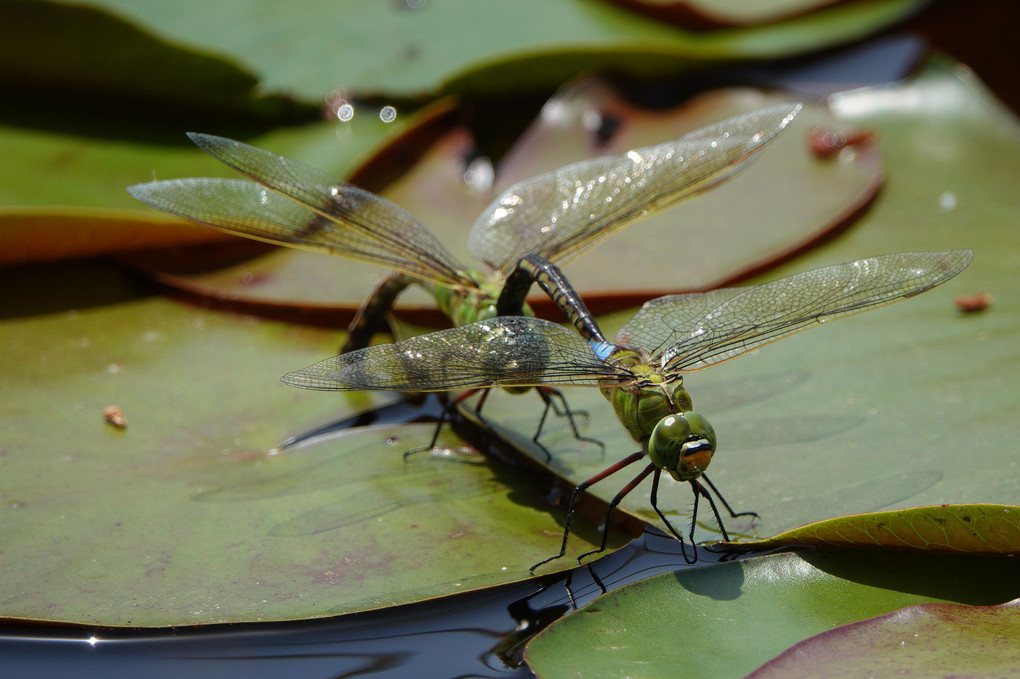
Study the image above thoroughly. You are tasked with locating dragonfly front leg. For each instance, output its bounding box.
[340,272,414,354]
[576,462,657,564]
[650,476,750,564]
[530,450,647,574]
[649,471,699,564]
[701,473,761,523]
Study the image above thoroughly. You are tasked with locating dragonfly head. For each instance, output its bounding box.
[647,411,716,482]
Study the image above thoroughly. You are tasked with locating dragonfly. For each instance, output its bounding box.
[126,103,800,451]
[280,249,974,571]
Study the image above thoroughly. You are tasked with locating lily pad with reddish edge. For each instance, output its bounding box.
[125,81,883,323]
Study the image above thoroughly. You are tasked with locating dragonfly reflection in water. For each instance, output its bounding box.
[282,250,973,571]
[127,104,800,452]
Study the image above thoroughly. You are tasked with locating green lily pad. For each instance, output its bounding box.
[749,599,1020,678]
[0,0,307,119]
[0,261,635,627]
[91,0,925,100]
[722,504,1020,555]
[0,98,441,267]
[475,54,1019,559]
[524,551,1020,678]
[125,82,882,316]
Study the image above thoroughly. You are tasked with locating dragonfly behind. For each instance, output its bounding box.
[126,103,801,453]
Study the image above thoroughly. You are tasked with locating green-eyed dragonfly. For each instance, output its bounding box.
[126,104,800,451]
[281,249,973,571]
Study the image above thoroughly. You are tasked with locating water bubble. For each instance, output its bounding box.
[336,103,355,122]
[464,156,494,191]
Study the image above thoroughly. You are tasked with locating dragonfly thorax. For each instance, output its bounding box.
[647,411,717,482]
[604,374,695,444]
[435,272,533,327]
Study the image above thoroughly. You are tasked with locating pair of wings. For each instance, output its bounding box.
[281,250,973,392]
[127,103,801,289]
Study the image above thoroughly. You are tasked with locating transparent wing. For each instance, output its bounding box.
[616,287,745,355]
[282,317,634,392]
[127,133,468,287]
[467,103,802,273]
[635,250,973,373]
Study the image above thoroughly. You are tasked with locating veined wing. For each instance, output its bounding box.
[637,250,973,373]
[467,103,802,274]
[127,134,468,287]
[616,287,744,355]
[282,317,633,392]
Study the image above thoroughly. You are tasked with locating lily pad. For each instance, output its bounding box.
[126,81,882,316]
[0,261,635,627]
[91,0,926,100]
[749,599,1020,678]
[722,504,1020,555]
[0,0,310,120]
[0,99,442,267]
[524,551,1020,678]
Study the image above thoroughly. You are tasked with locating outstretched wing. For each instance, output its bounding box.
[127,133,468,287]
[615,287,745,356]
[282,317,634,392]
[619,250,973,374]
[468,103,802,274]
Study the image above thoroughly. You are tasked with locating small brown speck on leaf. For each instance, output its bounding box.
[103,405,127,429]
[955,292,991,313]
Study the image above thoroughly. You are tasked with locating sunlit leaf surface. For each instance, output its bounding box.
[0,262,633,626]
[525,552,1020,679]
[722,504,1020,555]
[89,0,925,99]
[748,599,1020,678]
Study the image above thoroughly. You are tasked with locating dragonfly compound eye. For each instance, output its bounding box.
[648,412,716,482]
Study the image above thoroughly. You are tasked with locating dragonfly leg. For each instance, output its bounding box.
[701,473,760,521]
[541,387,587,421]
[467,387,556,462]
[560,563,608,611]
[340,272,414,354]
[404,389,480,458]
[469,387,585,464]
[534,386,606,455]
[529,450,646,574]
[576,462,656,564]
[691,478,730,542]
[649,472,698,564]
